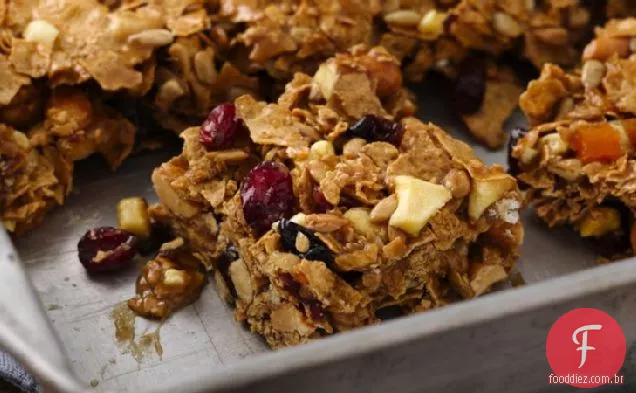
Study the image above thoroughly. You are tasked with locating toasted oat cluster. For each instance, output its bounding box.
[512,18,636,261]
[148,47,523,347]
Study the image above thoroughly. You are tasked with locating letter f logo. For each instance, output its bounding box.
[572,324,603,368]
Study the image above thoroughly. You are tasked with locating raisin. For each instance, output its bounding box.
[452,56,486,114]
[507,127,527,177]
[240,161,294,234]
[375,305,404,320]
[278,219,334,264]
[346,114,404,145]
[200,103,244,150]
[305,299,326,320]
[217,244,240,298]
[77,227,137,273]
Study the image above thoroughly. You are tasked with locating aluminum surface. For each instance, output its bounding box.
[6,85,621,392]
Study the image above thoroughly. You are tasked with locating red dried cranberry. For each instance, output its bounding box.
[279,273,325,320]
[312,184,332,213]
[77,227,137,273]
[200,103,244,149]
[507,127,527,177]
[452,56,486,114]
[279,273,301,297]
[346,115,403,145]
[240,161,294,234]
[278,219,334,264]
[305,299,326,320]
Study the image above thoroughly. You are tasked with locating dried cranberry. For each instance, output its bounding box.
[77,227,137,273]
[306,299,326,320]
[279,272,301,297]
[200,103,244,149]
[278,219,334,264]
[241,161,294,234]
[312,184,332,213]
[507,127,527,177]
[346,115,403,145]
[279,273,325,320]
[452,56,486,114]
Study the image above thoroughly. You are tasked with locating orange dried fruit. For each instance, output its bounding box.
[570,123,623,163]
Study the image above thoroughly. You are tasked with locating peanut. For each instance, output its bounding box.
[581,60,606,90]
[370,195,398,223]
[582,37,629,61]
[442,169,471,199]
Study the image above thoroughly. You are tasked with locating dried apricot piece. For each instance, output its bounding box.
[570,123,623,163]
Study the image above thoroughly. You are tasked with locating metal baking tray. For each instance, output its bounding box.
[3,84,636,393]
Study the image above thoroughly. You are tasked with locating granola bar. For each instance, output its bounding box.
[145,47,523,347]
[513,18,636,261]
[0,85,135,233]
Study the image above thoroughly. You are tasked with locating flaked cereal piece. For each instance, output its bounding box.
[0,124,71,234]
[147,48,523,348]
[128,238,206,319]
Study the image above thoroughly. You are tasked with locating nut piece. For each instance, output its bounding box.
[468,174,516,220]
[342,138,367,157]
[194,50,218,85]
[128,29,174,47]
[581,60,606,90]
[442,169,471,198]
[540,133,568,155]
[370,195,398,223]
[163,269,186,286]
[309,140,335,160]
[24,20,59,47]
[418,9,446,38]
[384,10,421,27]
[229,258,253,304]
[344,208,376,238]
[295,232,310,253]
[313,63,338,100]
[117,197,151,239]
[579,207,621,237]
[492,13,523,37]
[583,37,629,61]
[389,175,452,236]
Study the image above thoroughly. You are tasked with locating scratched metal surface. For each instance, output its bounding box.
[10,85,599,392]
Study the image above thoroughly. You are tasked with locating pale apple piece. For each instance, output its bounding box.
[24,20,59,47]
[540,133,568,155]
[313,63,338,100]
[389,175,452,236]
[309,140,335,160]
[344,208,377,238]
[117,197,150,239]
[468,174,516,220]
[609,120,634,154]
[579,207,621,237]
